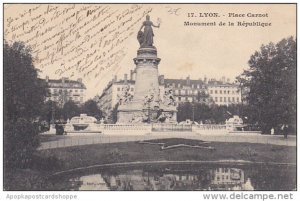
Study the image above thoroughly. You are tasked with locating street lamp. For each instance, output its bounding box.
[240,83,243,106]
[239,82,244,118]
[235,77,244,117]
[192,102,195,123]
[147,101,151,124]
[51,101,55,124]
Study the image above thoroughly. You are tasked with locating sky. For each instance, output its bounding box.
[4,4,296,99]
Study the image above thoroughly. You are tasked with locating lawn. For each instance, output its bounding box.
[5,138,296,190]
[39,134,71,142]
[38,138,296,171]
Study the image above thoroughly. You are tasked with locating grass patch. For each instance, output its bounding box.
[141,138,208,146]
[37,138,296,172]
[5,138,296,190]
[4,168,49,190]
[139,138,215,150]
[39,135,68,142]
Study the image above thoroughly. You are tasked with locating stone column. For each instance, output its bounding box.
[132,47,161,103]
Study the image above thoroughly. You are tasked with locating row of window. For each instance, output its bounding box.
[116,87,238,95]
[175,96,240,103]
[170,83,205,89]
[174,90,205,95]
[117,87,134,92]
[178,97,192,102]
[210,89,239,95]
[49,83,82,88]
[177,97,207,102]
[216,175,230,181]
[47,96,84,102]
[51,88,84,93]
[214,97,239,102]
[218,168,231,173]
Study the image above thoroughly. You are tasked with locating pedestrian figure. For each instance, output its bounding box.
[281,124,285,135]
[271,127,274,135]
[283,124,288,139]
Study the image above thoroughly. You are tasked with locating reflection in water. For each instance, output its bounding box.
[50,164,295,191]
[67,167,254,191]
[209,168,253,190]
[69,174,109,190]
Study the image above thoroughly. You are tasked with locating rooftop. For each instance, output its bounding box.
[114,80,136,85]
[98,76,239,96]
[46,78,86,89]
[164,78,205,86]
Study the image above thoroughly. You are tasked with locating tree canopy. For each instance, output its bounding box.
[111,103,119,124]
[39,99,103,122]
[62,100,81,120]
[4,41,48,168]
[40,100,63,122]
[81,99,103,120]
[177,102,246,124]
[4,41,48,121]
[239,37,296,133]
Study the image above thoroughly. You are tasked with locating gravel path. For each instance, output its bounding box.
[38,132,296,150]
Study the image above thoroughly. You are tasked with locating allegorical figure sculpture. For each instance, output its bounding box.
[137,15,160,47]
[118,85,133,105]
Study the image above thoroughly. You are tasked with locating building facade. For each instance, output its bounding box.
[163,76,211,105]
[162,76,241,106]
[96,73,242,118]
[95,72,165,118]
[45,76,86,106]
[207,78,241,106]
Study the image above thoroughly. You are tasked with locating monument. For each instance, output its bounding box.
[117,15,177,123]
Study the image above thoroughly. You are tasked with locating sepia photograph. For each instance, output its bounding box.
[1,2,297,194]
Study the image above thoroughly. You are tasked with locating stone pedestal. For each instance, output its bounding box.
[64,119,74,133]
[117,47,177,124]
[132,47,160,102]
[42,124,56,134]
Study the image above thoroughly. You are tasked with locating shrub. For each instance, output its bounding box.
[4,118,40,168]
[31,155,62,171]
[55,124,65,135]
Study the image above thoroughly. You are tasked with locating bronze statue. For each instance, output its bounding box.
[137,15,160,47]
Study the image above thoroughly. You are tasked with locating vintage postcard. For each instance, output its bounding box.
[2,2,297,196]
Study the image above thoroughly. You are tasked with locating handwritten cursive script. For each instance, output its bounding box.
[4,4,152,87]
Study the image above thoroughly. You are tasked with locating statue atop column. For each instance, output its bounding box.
[137,15,160,47]
[117,15,177,124]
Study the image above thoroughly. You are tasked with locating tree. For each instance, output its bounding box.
[81,99,103,120]
[177,102,249,124]
[210,105,230,124]
[4,41,48,121]
[240,37,296,133]
[40,100,63,123]
[62,101,81,121]
[177,102,193,122]
[4,41,47,168]
[111,103,119,123]
[4,119,40,168]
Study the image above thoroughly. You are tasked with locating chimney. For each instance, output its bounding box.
[222,76,226,84]
[132,69,137,81]
[77,78,82,83]
[46,76,49,82]
[124,74,128,84]
[114,75,117,82]
[227,78,230,83]
[186,76,190,85]
[62,77,66,84]
[158,75,165,85]
[160,75,165,85]
[204,76,207,84]
[130,70,133,80]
